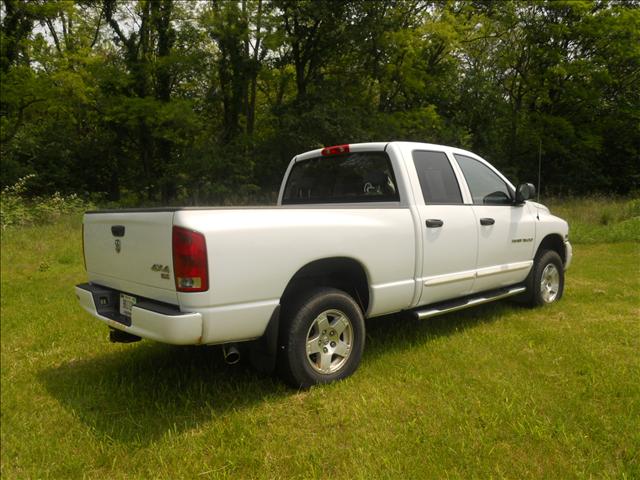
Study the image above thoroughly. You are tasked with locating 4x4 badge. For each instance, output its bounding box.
[115,239,121,253]
[151,264,170,279]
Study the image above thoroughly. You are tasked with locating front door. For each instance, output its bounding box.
[453,154,536,293]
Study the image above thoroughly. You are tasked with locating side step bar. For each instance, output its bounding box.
[412,286,526,320]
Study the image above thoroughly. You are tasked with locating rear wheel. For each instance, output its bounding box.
[278,288,365,388]
[523,249,564,307]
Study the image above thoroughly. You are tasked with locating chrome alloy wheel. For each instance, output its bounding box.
[540,263,560,303]
[305,309,353,374]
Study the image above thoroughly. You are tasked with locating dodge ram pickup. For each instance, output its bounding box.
[76,142,572,387]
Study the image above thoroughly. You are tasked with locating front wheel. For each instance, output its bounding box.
[523,249,565,307]
[278,288,365,388]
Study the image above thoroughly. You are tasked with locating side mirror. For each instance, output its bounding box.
[515,183,536,203]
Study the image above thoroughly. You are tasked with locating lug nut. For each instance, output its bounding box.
[330,330,335,336]
[323,347,328,353]
[330,341,336,347]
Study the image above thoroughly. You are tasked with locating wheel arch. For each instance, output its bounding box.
[280,257,371,314]
[536,233,566,264]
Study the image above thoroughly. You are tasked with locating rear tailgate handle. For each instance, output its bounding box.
[111,225,125,237]
[480,218,495,226]
[425,219,444,228]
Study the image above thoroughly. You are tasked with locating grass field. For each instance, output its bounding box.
[1,206,639,478]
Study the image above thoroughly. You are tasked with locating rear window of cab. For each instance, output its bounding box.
[282,152,400,205]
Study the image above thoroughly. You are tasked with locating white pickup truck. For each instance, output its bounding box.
[76,142,572,387]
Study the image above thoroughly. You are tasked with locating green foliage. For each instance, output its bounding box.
[0,174,93,229]
[0,0,638,203]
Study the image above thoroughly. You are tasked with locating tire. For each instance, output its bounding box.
[278,288,365,389]
[522,249,565,307]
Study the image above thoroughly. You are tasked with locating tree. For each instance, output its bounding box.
[1,0,638,201]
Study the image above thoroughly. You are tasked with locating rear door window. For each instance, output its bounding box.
[412,151,462,204]
[282,152,399,204]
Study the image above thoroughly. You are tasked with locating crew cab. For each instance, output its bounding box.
[75,142,572,387]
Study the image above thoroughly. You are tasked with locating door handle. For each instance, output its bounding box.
[480,218,495,226]
[426,219,444,228]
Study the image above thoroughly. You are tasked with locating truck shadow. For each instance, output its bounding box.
[364,300,521,361]
[38,342,289,446]
[39,300,521,446]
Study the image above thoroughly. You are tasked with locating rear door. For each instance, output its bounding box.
[453,154,536,293]
[410,150,479,305]
[83,211,178,304]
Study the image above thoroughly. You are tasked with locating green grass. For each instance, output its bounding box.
[546,196,640,244]
[1,212,639,479]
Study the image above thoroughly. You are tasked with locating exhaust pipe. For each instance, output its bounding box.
[222,344,241,365]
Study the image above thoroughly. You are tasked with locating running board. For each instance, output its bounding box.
[412,286,526,320]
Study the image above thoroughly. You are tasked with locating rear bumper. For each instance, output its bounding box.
[75,283,203,345]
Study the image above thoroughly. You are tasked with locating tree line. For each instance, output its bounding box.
[1,0,638,205]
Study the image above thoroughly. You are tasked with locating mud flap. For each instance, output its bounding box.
[249,305,280,374]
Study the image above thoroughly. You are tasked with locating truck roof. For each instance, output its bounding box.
[294,141,482,163]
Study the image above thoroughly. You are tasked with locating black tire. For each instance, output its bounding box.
[278,288,365,389]
[522,249,565,307]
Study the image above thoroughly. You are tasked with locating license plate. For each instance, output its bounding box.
[119,294,137,317]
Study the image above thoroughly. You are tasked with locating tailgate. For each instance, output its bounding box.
[83,211,178,304]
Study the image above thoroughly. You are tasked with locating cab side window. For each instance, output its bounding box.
[412,151,462,204]
[454,154,512,205]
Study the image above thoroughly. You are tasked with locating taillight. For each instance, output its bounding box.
[321,144,350,156]
[172,226,209,292]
